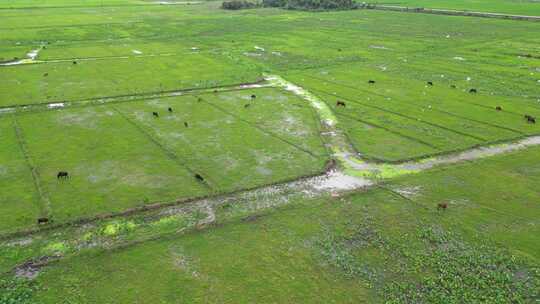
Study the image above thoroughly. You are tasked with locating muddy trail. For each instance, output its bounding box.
[3,74,540,277]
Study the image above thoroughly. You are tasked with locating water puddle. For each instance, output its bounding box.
[0,46,43,66]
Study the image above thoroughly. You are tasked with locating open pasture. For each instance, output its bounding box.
[1,0,540,302]
[30,146,540,303]
[0,87,328,234]
[286,63,540,161]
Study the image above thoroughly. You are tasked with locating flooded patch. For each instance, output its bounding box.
[311,170,372,191]
[399,136,540,171]
[266,74,337,126]
[393,186,422,198]
[0,46,43,66]
[48,103,65,109]
[369,45,390,50]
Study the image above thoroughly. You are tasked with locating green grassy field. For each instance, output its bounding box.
[1,0,539,302]
[27,146,540,303]
[0,88,328,234]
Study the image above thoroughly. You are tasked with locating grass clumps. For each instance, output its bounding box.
[263,0,357,10]
[315,220,540,303]
[0,277,39,304]
[384,227,540,303]
[221,0,259,10]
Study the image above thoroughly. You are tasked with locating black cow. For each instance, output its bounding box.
[43,73,48,77]
[450,84,456,89]
[152,112,159,118]
[495,106,502,111]
[336,101,346,107]
[57,171,69,179]
[197,97,202,102]
[244,104,251,108]
[525,114,536,124]
[194,174,204,182]
[427,81,433,86]
[73,61,77,65]
[368,80,376,84]
[37,217,49,224]
[251,94,256,99]
[469,88,477,94]
[168,107,173,113]
[184,122,189,128]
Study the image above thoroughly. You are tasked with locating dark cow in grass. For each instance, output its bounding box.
[57,171,69,179]
[525,114,536,124]
[336,101,346,107]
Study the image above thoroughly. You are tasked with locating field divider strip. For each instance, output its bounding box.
[310,86,488,142]
[0,79,269,115]
[11,115,51,219]
[304,73,528,135]
[335,111,441,150]
[198,96,323,159]
[364,5,540,22]
[111,106,216,192]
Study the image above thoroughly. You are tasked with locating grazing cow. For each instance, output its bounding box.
[437,203,448,210]
[37,217,49,224]
[152,112,159,118]
[168,107,173,113]
[43,73,48,77]
[251,94,256,99]
[427,81,433,86]
[368,80,376,84]
[184,122,189,128]
[495,106,502,111]
[194,173,204,182]
[469,88,477,94]
[213,89,218,93]
[57,171,69,179]
[336,101,346,107]
[450,84,456,89]
[525,115,536,124]
[73,61,77,65]
[244,104,251,108]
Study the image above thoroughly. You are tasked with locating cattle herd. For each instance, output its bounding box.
[332,80,537,125]
[48,87,535,224]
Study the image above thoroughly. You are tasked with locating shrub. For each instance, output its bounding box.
[221,0,258,10]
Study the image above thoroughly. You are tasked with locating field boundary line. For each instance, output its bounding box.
[304,74,527,135]
[335,111,440,150]
[111,106,216,191]
[311,86,486,142]
[0,79,268,115]
[198,96,323,159]
[11,116,51,219]
[0,160,334,241]
[364,5,540,22]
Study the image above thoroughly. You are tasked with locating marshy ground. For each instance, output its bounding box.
[1,0,539,302]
